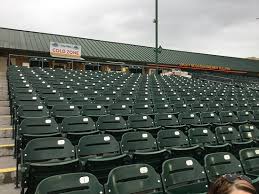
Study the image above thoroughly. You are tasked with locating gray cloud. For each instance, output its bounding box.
[0,0,258,58]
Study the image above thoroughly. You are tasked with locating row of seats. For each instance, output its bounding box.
[21,136,259,194]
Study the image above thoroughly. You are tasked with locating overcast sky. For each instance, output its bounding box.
[0,0,259,58]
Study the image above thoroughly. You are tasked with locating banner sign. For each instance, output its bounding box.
[50,42,82,59]
[180,64,231,71]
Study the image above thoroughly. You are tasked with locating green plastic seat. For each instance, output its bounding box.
[108,103,132,117]
[236,110,255,123]
[94,96,114,107]
[51,105,81,123]
[121,131,170,172]
[191,103,208,113]
[96,115,132,141]
[173,103,191,113]
[157,129,204,163]
[178,112,201,127]
[188,127,230,154]
[204,152,243,183]
[81,104,107,119]
[35,172,104,194]
[239,148,259,178]
[115,96,134,105]
[69,96,93,108]
[238,124,259,142]
[153,103,174,114]
[133,103,154,115]
[77,134,128,183]
[61,116,98,145]
[208,102,223,112]
[219,111,238,125]
[154,113,185,129]
[21,137,79,194]
[105,164,164,194]
[162,157,208,194]
[215,125,253,157]
[44,96,69,109]
[200,112,221,126]
[128,115,161,137]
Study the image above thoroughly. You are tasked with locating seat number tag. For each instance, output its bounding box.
[79,176,89,184]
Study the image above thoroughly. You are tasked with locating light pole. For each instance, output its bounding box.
[153,0,162,74]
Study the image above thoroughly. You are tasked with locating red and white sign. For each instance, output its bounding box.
[50,42,82,59]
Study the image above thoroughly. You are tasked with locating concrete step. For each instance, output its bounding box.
[0,156,16,184]
[0,95,8,101]
[0,116,11,126]
[0,101,9,107]
[0,138,14,157]
[0,184,20,194]
[0,107,10,115]
[0,127,12,138]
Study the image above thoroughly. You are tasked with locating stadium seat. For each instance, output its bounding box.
[81,104,107,120]
[128,115,161,137]
[44,96,69,109]
[219,111,239,125]
[153,103,174,114]
[133,103,154,115]
[238,124,259,143]
[121,131,169,172]
[94,96,114,107]
[200,112,221,127]
[236,110,255,123]
[188,127,230,154]
[96,115,132,140]
[21,137,80,194]
[51,105,81,123]
[69,96,93,108]
[108,103,132,117]
[157,129,204,162]
[239,148,259,178]
[61,116,99,145]
[215,125,253,157]
[77,134,128,183]
[35,172,104,194]
[204,152,244,183]
[154,113,185,130]
[105,164,164,194]
[178,112,201,128]
[161,157,208,194]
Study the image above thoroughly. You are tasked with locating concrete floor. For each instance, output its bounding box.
[0,184,20,194]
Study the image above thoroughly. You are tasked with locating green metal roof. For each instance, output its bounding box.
[0,27,259,72]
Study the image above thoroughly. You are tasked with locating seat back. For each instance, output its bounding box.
[188,127,217,146]
[133,103,154,115]
[153,103,173,114]
[178,112,201,125]
[78,134,121,158]
[239,124,259,141]
[200,112,221,124]
[154,113,179,127]
[61,116,96,133]
[219,111,238,124]
[204,152,243,182]
[236,111,255,122]
[128,115,154,129]
[105,164,163,194]
[162,157,208,193]
[157,129,189,149]
[215,126,241,144]
[17,105,49,119]
[35,173,104,194]
[239,148,259,176]
[108,103,132,116]
[81,104,107,117]
[121,131,158,153]
[22,137,76,163]
[97,115,127,131]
